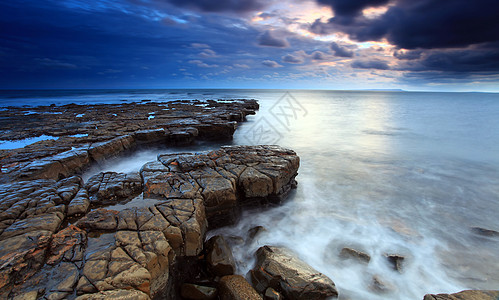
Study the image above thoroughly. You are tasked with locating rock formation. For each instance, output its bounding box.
[0,143,299,299]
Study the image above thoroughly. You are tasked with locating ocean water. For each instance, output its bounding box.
[2,89,498,299]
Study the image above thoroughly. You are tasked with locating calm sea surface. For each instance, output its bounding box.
[1,89,498,299]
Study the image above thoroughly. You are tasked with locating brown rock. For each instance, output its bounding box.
[76,289,151,300]
[264,287,283,300]
[47,225,87,265]
[67,189,90,216]
[205,235,236,276]
[423,290,499,300]
[339,247,371,264]
[0,230,52,289]
[384,254,405,272]
[219,275,262,300]
[251,246,338,299]
[75,208,119,231]
[370,275,397,294]
[85,171,142,206]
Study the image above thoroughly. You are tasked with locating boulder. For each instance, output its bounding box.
[251,246,338,299]
[423,290,499,300]
[205,235,236,277]
[219,275,262,300]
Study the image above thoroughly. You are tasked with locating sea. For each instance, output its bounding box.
[1,89,498,299]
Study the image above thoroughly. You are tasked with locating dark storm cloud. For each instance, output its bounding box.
[166,0,265,13]
[258,30,290,48]
[314,0,499,50]
[351,59,390,70]
[330,42,354,58]
[317,0,390,18]
[393,49,422,60]
[400,46,499,74]
[314,0,499,80]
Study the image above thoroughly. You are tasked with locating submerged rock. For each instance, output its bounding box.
[384,254,405,273]
[471,227,499,237]
[423,290,499,300]
[251,246,338,299]
[339,247,371,264]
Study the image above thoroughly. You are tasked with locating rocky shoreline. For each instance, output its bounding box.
[0,100,496,299]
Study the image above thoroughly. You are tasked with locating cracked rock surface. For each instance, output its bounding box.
[0,145,299,299]
[0,99,258,183]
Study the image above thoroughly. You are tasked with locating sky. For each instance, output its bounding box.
[1,0,498,91]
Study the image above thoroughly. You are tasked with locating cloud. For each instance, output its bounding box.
[262,60,283,68]
[351,58,390,70]
[191,43,210,48]
[199,49,217,58]
[234,63,250,68]
[166,0,266,13]
[188,60,219,68]
[317,0,390,18]
[282,54,304,64]
[34,58,78,69]
[394,49,422,60]
[399,46,499,74]
[311,51,327,60]
[330,42,354,57]
[313,0,499,50]
[258,30,289,48]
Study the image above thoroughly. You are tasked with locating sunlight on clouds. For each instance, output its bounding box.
[362,6,390,19]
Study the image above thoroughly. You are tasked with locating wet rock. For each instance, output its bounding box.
[471,227,499,237]
[264,287,283,300]
[370,275,397,294]
[205,235,236,276]
[75,208,119,231]
[0,212,64,240]
[144,145,299,229]
[219,275,262,300]
[67,188,90,216]
[76,289,151,300]
[0,230,52,289]
[384,254,405,272]
[0,142,300,298]
[181,283,217,300]
[77,230,173,299]
[55,175,83,202]
[251,246,338,299]
[248,226,267,241]
[47,225,87,266]
[423,290,499,300]
[339,247,371,264]
[88,135,136,163]
[85,171,142,206]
